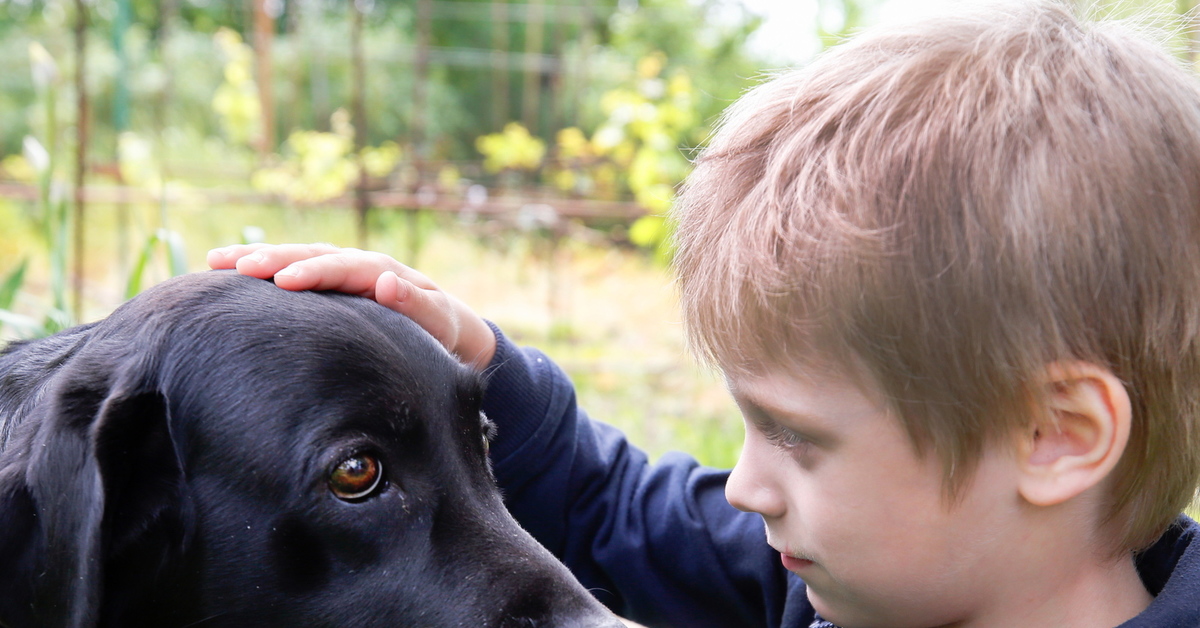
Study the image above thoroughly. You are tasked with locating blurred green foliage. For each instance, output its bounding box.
[1,43,73,338]
[0,0,778,265]
[478,122,547,173]
[0,0,768,160]
[252,108,403,203]
[210,27,260,146]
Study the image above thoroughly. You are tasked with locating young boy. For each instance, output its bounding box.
[209,3,1200,626]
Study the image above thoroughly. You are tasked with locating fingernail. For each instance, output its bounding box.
[245,252,265,264]
[276,266,301,279]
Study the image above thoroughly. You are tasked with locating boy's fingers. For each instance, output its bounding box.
[233,243,348,279]
[211,243,466,347]
[207,243,271,269]
[275,253,394,296]
[389,264,439,291]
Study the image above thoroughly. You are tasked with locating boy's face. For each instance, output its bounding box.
[725,362,1025,628]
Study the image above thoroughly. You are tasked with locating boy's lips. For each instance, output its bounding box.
[781,553,814,572]
[771,543,815,572]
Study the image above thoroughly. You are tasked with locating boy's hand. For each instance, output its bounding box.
[207,243,497,370]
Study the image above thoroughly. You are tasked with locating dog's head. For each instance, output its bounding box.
[0,271,621,628]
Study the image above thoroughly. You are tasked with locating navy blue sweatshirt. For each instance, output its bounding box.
[481,325,1200,628]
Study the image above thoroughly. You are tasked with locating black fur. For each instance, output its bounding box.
[0,271,621,628]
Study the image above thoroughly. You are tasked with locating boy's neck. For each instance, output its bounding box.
[980,552,1151,628]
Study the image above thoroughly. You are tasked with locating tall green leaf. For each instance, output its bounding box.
[0,310,46,340]
[0,260,28,311]
[125,229,188,300]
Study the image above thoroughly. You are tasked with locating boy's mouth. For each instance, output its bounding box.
[781,553,815,572]
[771,541,816,572]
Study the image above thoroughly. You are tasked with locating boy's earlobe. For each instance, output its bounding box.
[1016,362,1132,507]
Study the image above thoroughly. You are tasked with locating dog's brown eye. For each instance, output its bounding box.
[480,414,496,458]
[329,454,383,500]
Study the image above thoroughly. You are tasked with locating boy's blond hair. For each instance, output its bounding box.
[673,1,1200,552]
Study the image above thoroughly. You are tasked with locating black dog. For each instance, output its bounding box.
[0,271,622,628]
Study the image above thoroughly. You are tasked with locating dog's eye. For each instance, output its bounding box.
[329,454,383,501]
[481,413,496,458]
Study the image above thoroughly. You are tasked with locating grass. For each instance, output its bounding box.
[0,197,745,469]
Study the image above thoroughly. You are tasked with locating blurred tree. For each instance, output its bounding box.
[2,0,1195,196]
[0,0,761,161]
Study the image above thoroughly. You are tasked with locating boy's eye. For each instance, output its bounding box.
[757,421,811,450]
[735,397,817,453]
[740,404,812,451]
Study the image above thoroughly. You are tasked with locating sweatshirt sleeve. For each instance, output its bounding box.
[481,323,797,628]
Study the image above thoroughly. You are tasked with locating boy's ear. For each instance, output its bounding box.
[1016,361,1132,507]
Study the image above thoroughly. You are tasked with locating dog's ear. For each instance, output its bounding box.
[91,386,193,604]
[0,375,110,627]
[0,464,42,626]
[0,364,190,628]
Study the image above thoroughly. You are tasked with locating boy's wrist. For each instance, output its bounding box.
[481,320,508,371]
[478,320,551,466]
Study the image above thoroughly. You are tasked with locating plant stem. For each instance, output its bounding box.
[73,0,90,321]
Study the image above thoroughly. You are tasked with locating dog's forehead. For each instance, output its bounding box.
[128,272,484,445]
[126,272,459,371]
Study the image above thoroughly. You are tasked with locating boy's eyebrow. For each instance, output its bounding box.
[733,396,775,428]
[734,396,776,423]
[731,393,838,444]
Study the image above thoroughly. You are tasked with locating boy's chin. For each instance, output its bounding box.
[806,589,856,628]
[805,584,924,628]
[802,571,850,623]
[810,587,968,628]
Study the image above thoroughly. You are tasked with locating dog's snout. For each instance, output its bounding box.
[499,613,627,628]
[550,618,629,628]
[493,571,626,628]
[504,619,628,628]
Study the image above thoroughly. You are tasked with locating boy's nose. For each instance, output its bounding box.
[725,422,787,518]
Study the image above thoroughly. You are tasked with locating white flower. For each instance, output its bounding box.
[28,42,59,90]
[22,136,50,175]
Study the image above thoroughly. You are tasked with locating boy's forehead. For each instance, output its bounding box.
[724,356,892,419]
[720,331,880,393]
